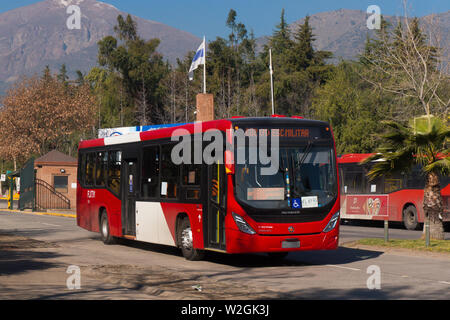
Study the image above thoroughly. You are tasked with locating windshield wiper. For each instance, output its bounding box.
[299,140,313,166]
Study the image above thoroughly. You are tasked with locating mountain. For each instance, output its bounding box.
[258,9,450,63]
[0,2,448,95]
[0,0,201,94]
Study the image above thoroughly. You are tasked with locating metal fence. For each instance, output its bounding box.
[35,179,71,210]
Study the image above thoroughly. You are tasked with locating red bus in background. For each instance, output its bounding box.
[76,117,340,260]
[338,153,450,230]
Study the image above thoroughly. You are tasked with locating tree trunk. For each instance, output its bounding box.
[423,172,444,240]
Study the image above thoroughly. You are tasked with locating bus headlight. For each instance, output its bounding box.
[232,212,256,235]
[323,211,340,233]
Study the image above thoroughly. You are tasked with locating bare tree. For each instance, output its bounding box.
[360,1,449,120]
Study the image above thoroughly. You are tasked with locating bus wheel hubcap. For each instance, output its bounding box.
[181,227,193,250]
[102,219,108,236]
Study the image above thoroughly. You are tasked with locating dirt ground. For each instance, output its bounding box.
[0,233,277,300]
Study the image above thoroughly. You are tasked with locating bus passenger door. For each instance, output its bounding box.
[122,159,137,236]
[206,161,226,250]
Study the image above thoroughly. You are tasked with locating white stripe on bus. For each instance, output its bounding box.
[104,133,142,146]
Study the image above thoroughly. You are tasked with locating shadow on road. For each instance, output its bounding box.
[0,249,65,276]
[116,237,384,268]
[271,284,450,300]
[0,233,68,277]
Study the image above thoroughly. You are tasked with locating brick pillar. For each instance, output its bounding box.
[196,93,214,122]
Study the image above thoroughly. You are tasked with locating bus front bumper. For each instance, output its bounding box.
[225,227,339,254]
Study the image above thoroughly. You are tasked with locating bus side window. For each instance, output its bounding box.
[343,170,364,194]
[107,151,121,196]
[141,146,160,198]
[78,153,86,186]
[95,151,107,187]
[181,142,201,200]
[384,178,402,193]
[160,144,179,199]
[85,153,95,186]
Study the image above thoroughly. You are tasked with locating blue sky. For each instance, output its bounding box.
[1,0,449,39]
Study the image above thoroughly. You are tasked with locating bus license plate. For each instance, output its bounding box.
[282,240,300,248]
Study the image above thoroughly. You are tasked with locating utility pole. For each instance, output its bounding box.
[269,48,275,115]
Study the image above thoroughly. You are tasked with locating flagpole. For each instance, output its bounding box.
[269,48,275,115]
[203,36,206,94]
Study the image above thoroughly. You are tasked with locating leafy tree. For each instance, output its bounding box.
[0,73,97,163]
[312,61,391,154]
[96,14,168,126]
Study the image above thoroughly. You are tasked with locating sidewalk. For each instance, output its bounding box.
[2,208,76,219]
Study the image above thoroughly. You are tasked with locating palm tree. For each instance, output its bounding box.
[363,115,449,240]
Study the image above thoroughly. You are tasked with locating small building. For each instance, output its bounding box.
[34,150,78,210]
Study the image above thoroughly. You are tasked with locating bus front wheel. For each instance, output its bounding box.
[403,205,419,231]
[178,218,205,261]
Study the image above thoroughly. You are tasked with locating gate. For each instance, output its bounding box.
[18,158,35,210]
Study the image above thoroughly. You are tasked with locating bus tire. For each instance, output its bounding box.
[178,218,205,261]
[100,211,116,245]
[403,205,419,231]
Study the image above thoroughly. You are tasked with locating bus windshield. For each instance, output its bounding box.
[235,145,337,211]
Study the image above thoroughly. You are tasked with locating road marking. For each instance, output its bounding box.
[326,264,361,271]
[439,281,450,285]
[41,223,61,227]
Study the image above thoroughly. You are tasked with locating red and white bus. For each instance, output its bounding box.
[338,153,450,230]
[77,117,340,260]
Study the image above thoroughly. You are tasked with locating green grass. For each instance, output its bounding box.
[355,238,450,254]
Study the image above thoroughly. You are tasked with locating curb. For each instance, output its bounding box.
[2,209,76,219]
[340,241,450,259]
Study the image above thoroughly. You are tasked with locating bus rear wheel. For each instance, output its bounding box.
[178,218,205,261]
[403,205,419,231]
[100,211,116,245]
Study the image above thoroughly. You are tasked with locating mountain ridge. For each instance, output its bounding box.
[0,2,448,95]
[0,0,201,94]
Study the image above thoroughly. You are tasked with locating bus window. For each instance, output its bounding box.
[161,144,179,199]
[107,151,121,196]
[343,170,365,194]
[85,153,95,186]
[182,163,201,200]
[78,153,86,185]
[95,151,108,187]
[384,178,403,193]
[405,166,424,189]
[141,146,160,198]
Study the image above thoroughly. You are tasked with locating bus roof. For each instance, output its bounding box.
[78,117,331,150]
[338,152,448,165]
[338,153,375,164]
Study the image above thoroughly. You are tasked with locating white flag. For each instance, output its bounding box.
[188,37,206,81]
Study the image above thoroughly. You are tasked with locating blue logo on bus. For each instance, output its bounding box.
[292,198,302,209]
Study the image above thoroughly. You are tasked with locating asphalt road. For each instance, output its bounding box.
[0,210,449,300]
